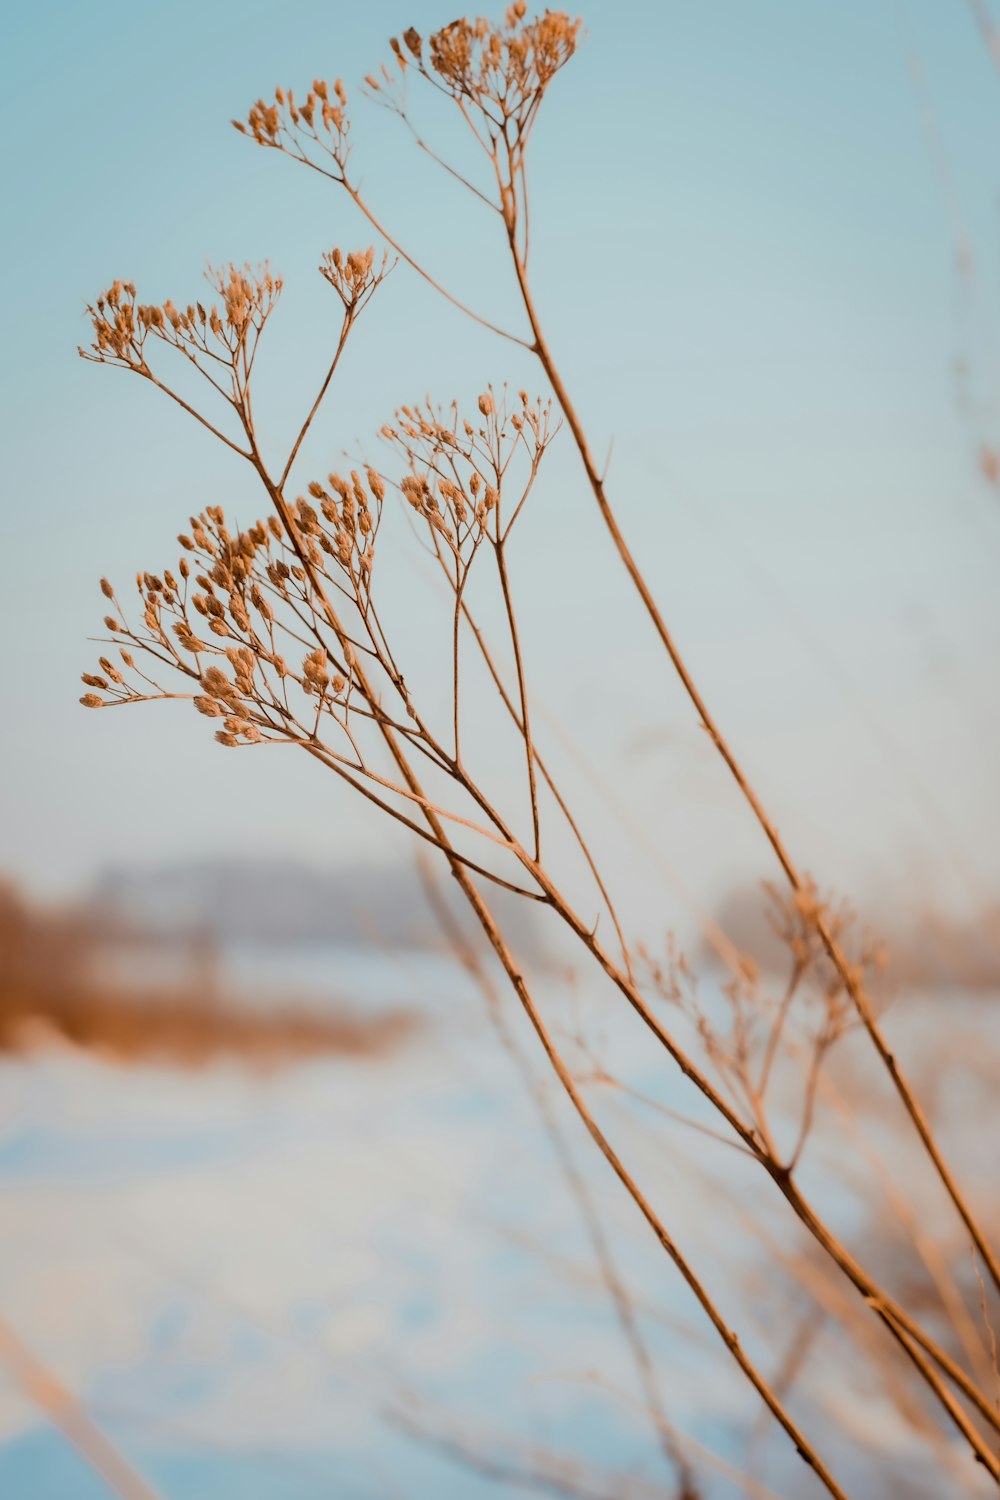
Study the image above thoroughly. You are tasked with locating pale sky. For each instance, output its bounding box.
[2,0,999,925]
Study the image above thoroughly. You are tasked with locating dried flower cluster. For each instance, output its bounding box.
[319,244,390,311]
[81,497,376,751]
[236,76,352,178]
[79,336,555,895]
[385,7,581,137]
[233,5,580,274]
[82,265,282,375]
[640,883,887,1173]
[387,387,554,553]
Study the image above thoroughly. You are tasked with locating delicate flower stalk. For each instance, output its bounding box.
[76,10,1000,1493]
[230,0,1000,1299]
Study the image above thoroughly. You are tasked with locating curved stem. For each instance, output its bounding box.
[418,860,699,1498]
[0,1314,165,1500]
[503,220,1000,1298]
[494,537,541,860]
[459,600,635,981]
[279,313,353,487]
[449,877,852,1500]
[228,363,851,1496]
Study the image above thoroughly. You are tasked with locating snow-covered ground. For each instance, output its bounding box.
[0,944,740,1499]
[2,944,996,1499]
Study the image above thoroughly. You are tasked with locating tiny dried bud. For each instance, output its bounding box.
[366,467,385,502]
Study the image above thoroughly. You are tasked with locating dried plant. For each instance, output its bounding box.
[77,7,1000,1496]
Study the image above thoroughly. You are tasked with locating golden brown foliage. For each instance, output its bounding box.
[0,883,414,1066]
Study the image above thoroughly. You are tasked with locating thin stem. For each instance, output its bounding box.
[343,175,532,346]
[0,1314,165,1500]
[391,105,501,212]
[448,877,852,1500]
[502,212,1000,1298]
[516,855,1000,1440]
[286,146,532,347]
[279,313,353,487]
[299,740,541,901]
[459,601,635,981]
[418,860,699,1498]
[213,340,850,1491]
[494,536,541,861]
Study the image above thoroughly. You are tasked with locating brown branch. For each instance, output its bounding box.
[417,858,700,1499]
[501,203,1000,1299]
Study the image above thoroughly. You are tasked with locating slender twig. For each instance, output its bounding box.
[0,1314,165,1500]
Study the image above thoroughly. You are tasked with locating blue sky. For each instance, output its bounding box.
[2,0,999,917]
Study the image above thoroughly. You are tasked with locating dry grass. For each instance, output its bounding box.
[0,881,414,1066]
